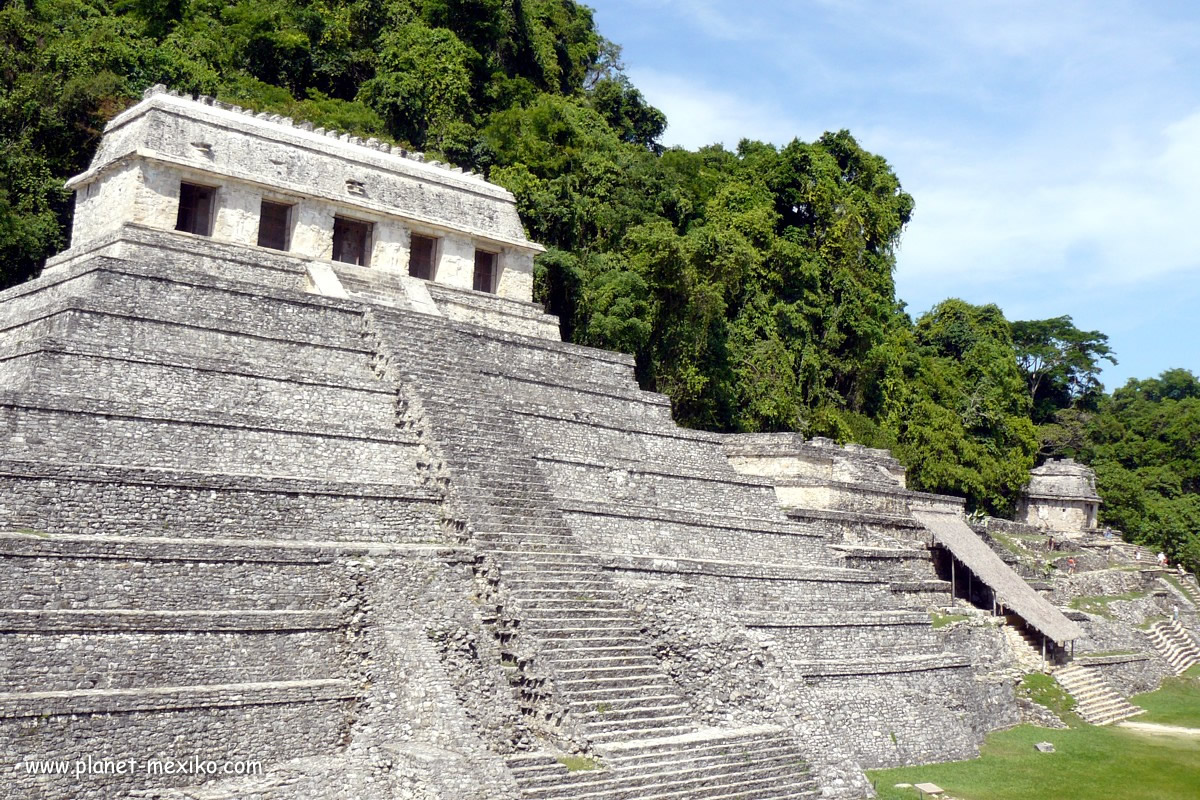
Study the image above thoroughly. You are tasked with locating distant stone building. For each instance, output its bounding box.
[1015,458,1102,533]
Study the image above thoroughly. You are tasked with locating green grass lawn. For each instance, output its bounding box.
[1068,590,1149,618]
[867,667,1200,800]
[1134,665,1200,726]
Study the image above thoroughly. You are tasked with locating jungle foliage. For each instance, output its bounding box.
[0,1,1193,557]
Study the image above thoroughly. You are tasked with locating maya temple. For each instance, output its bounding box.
[1,86,1197,800]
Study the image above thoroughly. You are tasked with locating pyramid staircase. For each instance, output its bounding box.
[1145,620,1200,675]
[1002,617,1049,673]
[366,307,820,798]
[506,726,818,800]
[1052,664,1145,725]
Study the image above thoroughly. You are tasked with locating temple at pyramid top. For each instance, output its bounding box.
[59,84,544,303]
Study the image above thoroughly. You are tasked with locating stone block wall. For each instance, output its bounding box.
[561,504,830,565]
[0,464,442,542]
[2,697,354,800]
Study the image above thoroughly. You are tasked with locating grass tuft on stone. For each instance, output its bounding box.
[14,528,51,538]
[1017,673,1078,723]
[931,611,971,628]
[557,755,601,772]
[1163,574,1197,605]
[1068,591,1149,618]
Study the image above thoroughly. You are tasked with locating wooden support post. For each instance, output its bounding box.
[1042,637,1047,667]
[951,560,956,599]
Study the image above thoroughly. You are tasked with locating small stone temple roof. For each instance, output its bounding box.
[1025,458,1102,503]
[914,508,1084,645]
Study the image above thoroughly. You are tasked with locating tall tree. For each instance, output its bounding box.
[880,300,1039,514]
[1010,315,1116,423]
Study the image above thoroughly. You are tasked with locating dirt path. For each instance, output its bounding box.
[1119,721,1200,737]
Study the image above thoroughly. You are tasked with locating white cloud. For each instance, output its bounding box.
[627,68,814,150]
[895,109,1200,293]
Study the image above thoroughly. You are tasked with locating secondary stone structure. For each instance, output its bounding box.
[1014,458,1103,534]
[0,86,1168,800]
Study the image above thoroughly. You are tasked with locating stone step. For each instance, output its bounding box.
[569,695,690,714]
[518,598,625,610]
[534,635,651,651]
[521,766,816,800]
[556,681,680,702]
[504,566,607,578]
[574,701,693,724]
[560,684,682,704]
[508,580,617,593]
[600,727,792,763]
[511,588,621,600]
[518,754,814,800]
[1055,665,1145,725]
[582,713,696,737]
[477,529,578,540]
[1145,621,1200,674]
[543,652,660,669]
[516,743,800,785]
[525,612,642,625]
[484,546,588,558]
[554,664,670,681]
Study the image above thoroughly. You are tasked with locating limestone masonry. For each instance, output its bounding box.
[1,87,1197,800]
[1014,458,1103,534]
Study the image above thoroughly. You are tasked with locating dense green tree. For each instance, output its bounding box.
[1011,315,1116,423]
[358,23,474,150]
[1080,370,1200,570]
[589,76,665,151]
[879,300,1039,514]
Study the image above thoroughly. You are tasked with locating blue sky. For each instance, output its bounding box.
[586,0,1200,389]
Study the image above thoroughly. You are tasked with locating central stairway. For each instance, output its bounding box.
[366,308,820,798]
[507,726,818,800]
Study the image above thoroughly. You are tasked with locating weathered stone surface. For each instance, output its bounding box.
[9,93,1185,800]
[1015,458,1103,533]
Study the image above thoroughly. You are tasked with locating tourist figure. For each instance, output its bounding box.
[1174,605,1180,622]
[1158,552,1168,568]
[1067,557,1077,575]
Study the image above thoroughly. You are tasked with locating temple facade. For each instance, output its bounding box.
[59,85,543,304]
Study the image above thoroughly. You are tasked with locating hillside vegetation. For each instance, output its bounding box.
[1,1,1196,566]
